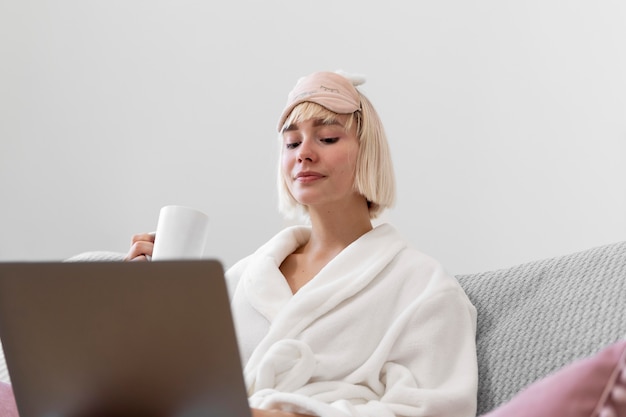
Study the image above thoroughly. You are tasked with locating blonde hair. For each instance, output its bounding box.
[277,92,396,220]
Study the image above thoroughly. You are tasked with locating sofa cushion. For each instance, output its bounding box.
[482,339,626,417]
[456,241,626,415]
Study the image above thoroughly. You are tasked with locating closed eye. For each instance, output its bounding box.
[285,142,300,150]
[322,137,339,144]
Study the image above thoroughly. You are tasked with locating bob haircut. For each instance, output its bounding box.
[277,91,396,220]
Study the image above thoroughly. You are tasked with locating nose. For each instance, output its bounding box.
[297,138,316,163]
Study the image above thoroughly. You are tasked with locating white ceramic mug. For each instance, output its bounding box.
[151,205,210,261]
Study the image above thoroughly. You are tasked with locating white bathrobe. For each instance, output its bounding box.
[226,223,478,417]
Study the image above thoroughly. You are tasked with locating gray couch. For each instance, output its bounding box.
[456,240,626,414]
[49,240,626,414]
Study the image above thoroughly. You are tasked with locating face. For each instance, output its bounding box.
[281,116,364,213]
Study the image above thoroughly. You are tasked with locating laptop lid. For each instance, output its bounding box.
[0,260,251,417]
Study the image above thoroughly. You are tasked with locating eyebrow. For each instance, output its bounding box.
[282,118,345,132]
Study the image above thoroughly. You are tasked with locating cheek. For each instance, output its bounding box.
[280,152,293,180]
[338,149,359,179]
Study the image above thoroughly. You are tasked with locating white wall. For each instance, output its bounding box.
[1,0,624,275]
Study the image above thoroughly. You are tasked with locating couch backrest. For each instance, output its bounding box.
[456,241,626,415]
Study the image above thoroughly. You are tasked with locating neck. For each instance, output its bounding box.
[279,198,375,294]
[303,199,374,255]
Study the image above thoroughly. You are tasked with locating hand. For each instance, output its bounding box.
[251,408,314,417]
[124,232,155,261]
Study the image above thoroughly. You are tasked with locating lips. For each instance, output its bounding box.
[295,171,325,183]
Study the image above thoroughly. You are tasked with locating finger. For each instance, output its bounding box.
[124,241,154,261]
[129,255,149,262]
[130,232,156,245]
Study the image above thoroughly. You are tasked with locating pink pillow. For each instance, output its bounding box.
[0,382,18,417]
[483,340,626,417]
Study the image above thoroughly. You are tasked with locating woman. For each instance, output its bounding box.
[127,71,478,417]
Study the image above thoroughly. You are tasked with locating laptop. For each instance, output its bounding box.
[0,260,252,417]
